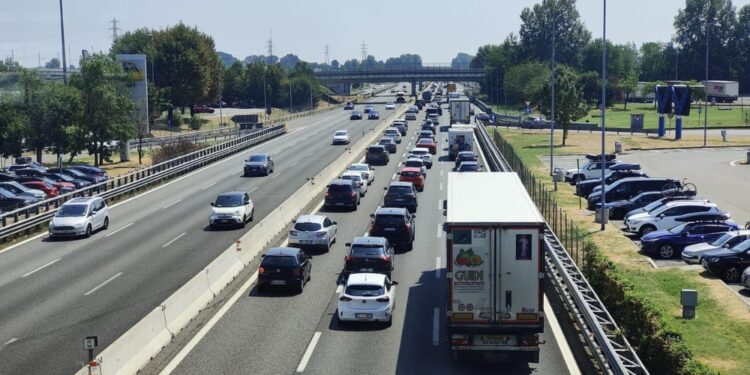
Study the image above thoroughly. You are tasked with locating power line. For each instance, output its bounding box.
[109,17,120,41]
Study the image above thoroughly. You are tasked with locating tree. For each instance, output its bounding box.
[222,61,246,103]
[580,40,639,104]
[330,59,340,69]
[0,57,21,72]
[70,54,134,166]
[531,65,589,145]
[639,42,669,82]
[451,53,473,68]
[618,75,639,109]
[734,5,750,92]
[504,61,550,106]
[44,58,61,69]
[280,54,301,70]
[33,82,82,163]
[217,51,238,67]
[518,0,591,68]
[0,103,27,159]
[674,0,738,80]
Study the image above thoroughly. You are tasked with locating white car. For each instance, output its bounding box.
[288,214,337,251]
[209,191,254,229]
[682,230,750,264]
[347,163,374,185]
[394,117,406,124]
[383,128,402,143]
[564,157,621,183]
[341,171,368,196]
[337,273,397,325]
[624,201,720,235]
[405,112,417,121]
[332,130,350,145]
[48,197,109,238]
[385,102,396,110]
[409,148,433,168]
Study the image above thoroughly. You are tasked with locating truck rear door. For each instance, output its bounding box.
[495,227,542,323]
[449,227,492,323]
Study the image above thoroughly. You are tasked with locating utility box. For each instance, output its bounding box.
[553,168,565,182]
[681,289,698,319]
[595,208,609,224]
[630,114,644,129]
[614,141,623,154]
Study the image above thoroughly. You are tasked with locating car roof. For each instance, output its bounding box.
[375,206,408,215]
[411,147,428,152]
[417,138,434,143]
[342,171,362,178]
[335,130,348,133]
[248,153,268,157]
[389,181,413,187]
[351,236,387,246]
[330,178,355,186]
[346,272,387,286]
[458,151,475,156]
[64,197,99,205]
[295,214,326,224]
[218,191,246,197]
[460,161,479,166]
[664,200,715,207]
[402,167,422,173]
[265,247,301,257]
[349,163,370,168]
[405,157,423,162]
[369,144,385,149]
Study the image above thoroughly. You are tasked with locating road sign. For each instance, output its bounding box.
[84,336,98,350]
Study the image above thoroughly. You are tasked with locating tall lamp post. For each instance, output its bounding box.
[704,5,711,147]
[599,0,608,231]
[550,10,557,182]
[58,0,67,85]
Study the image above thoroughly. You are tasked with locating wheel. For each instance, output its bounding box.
[639,225,656,236]
[84,225,92,238]
[250,209,254,221]
[297,279,305,294]
[256,283,265,293]
[240,215,246,228]
[723,266,742,283]
[384,317,393,327]
[657,243,675,259]
[103,217,109,230]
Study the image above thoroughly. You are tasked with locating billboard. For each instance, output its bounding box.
[116,54,149,135]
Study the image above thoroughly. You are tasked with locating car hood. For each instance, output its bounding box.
[702,248,735,258]
[683,242,718,254]
[50,216,87,227]
[640,230,673,242]
[627,212,650,221]
[212,207,242,215]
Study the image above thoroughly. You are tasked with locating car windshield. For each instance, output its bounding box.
[345,284,385,297]
[710,233,734,246]
[402,171,421,177]
[350,244,386,256]
[379,139,392,145]
[460,164,479,171]
[668,223,689,234]
[375,214,406,226]
[247,155,266,162]
[329,184,353,192]
[262,255,297,267]
[389,186,413,194]
[214,194,243,207]
[335,131,347,136]
[54,173,74,182]
[56,204,87,217]
[418,138,434,144]
[405,160,422,167]
[342,175,361,182]
[2,182,27,191]
[0,188,14,198]
[349,165,367,171]
[411,150,427,156]
[294,222,322,231]
[731,239,750,252]
[643,200,665,212]
[368,146,384,153]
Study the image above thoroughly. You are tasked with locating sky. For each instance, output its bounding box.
[3,0,750,68]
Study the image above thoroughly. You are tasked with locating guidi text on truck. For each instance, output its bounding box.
[445,172,545,362]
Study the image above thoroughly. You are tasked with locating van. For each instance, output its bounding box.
[587,177,679,210]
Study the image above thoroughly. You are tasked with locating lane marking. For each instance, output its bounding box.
[295,331,322,373]
[21,258,61,278]
[544,296,582,375]
[289,160,299,168]
[439,182,443,191]
[730,159,742,167]
[440,170,443,177]
[270,172,282,180]
[432,308,440,346]
[105,222,134,238]
[438,199,442,210]
[248,186,259,195]
[201,182,217,190]
[435,257,442,279]
[84,272,123,296]
[162,232,186,248]
[0,338,18,351]
[437,224,443,239]
[159,271,259,375]
[162,199,182,209]
[402,152,406,158]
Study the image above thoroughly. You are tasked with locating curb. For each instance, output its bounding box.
[629,144,750,151]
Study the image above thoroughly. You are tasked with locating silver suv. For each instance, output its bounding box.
[49,197,109,238]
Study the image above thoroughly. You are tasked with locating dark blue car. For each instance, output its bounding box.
[640,220,738,259]
[576,164,646,198]
[596,190,665,220]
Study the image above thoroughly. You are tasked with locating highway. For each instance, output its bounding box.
[145,101,578,374]
[0,92,400,374]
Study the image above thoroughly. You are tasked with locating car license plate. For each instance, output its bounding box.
[384,228,396,231]
[270,280,286,285]
[359,268,374,272]
[300,240,313,244]
[355,313,373,320]
[477,335,515,346]
[335,202,344,206]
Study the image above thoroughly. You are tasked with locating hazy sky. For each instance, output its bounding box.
[3,0,750,68]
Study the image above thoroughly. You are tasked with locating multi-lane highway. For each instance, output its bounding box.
[142,100,579,374]
[0,92,402,374]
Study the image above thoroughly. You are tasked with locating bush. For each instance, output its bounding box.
[151,140,206,165]
[188,116,208,131]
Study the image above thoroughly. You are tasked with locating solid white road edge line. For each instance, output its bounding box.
[162,233,186,248]
[84,272,123,296]
[158,271,259,375]
[295,331,322,373]
[201,182,217,190]
[162,199,182,209]
[435,257,441,279]
[432,308,440,346]
[437,224,443,239]
[439,182,443,191]
[544,296,581,375]
[21,258,61,278]
[104,222,134,238]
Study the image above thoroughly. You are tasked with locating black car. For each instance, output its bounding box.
[0,172,17,182]
[243,153,274,176]
[366,145,389,165]
[378,138,397,154]
[363,106,374,113]
[587,177,680,211]
[368,111,380,120]
[69,165,108,181]
[420,123,436,134]
[344,236,394,277]
[701,238,750,282]
[597,190,665,220]
[369,206,416,250]
[575,164,647,198]
[392,123,407,136]
[344,101,354,110]
[47,168,99,184]
[257,247,312,293]
[350,111,363,120]
[454,151,477,170]
[0,187,37,211]
[383,182,418,212]
[324,179,360,211]
[46,172,91,189]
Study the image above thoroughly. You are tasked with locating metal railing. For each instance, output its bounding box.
[0,125,287,241]
[471,93,648,375]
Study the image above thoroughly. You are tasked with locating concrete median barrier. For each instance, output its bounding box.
[205,248,244,295]
[162,270,213,336]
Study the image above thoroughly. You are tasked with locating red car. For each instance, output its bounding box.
[20,180,59,198]
[193,105,215,114]
[416,138,437,154]
[398,167,425,192]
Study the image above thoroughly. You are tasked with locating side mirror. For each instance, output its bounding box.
[391,281,399,285]
[345,243,351,247]
[396,172,401,175]
[723,244,730,248]
[260,254,266,257]
[332,221,337,225]
[370,214,375,218]
[210,202,215,207]
[412,215,416,218]
[383,187,388,190]
[659,214,665,218]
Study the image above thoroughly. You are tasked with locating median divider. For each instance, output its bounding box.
[78,100,412,375]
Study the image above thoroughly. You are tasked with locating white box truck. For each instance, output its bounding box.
[702,80,739,103]
[450,98,471,124]
[445,172,545,363]
[448,126,474,160]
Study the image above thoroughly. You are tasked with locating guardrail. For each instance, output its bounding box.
[470,94,648,374]
[0,125,287,241]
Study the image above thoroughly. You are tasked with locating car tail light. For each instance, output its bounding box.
[325,192,331,198]
[345,255,353,263]
[293,268,301,276]
[316,231,326,237]
[350,192,357,197]
[381,256,390,263]
[259,267,265,274]
[339,296,352,302]
[451,337,471,346]
[376,296,390,302]
[370,224,377,233]
[520,334,539,347]
[405,223,412,234]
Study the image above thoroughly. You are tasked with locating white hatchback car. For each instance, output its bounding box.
[384,128,402,143]
[337,273,397,325]
[347,163,374,185]
[48,197,109,238]
[341,171,367,196]
[385,102,396,110]
[625,201,720,236]
[332,130,350,145]
[209,191,254,229]
[409,148,433,168]
[288,214,337,251]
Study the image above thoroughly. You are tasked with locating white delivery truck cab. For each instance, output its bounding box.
[445,172,545,363]
[448,125,474,160]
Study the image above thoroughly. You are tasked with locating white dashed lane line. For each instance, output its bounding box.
[84,272,123,296]
[105,222,134,238]
[21,258,61,278]
[162,232,186,248]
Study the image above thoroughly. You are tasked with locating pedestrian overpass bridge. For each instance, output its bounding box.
[313,65,484,95]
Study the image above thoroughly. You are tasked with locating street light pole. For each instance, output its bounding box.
[550,10,557,180]
[600,0,607,231]
[289,81,293,112]
[704,8,710,147]
[58,0,67,84]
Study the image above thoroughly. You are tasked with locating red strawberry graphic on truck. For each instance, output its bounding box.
[454,248,483,267]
